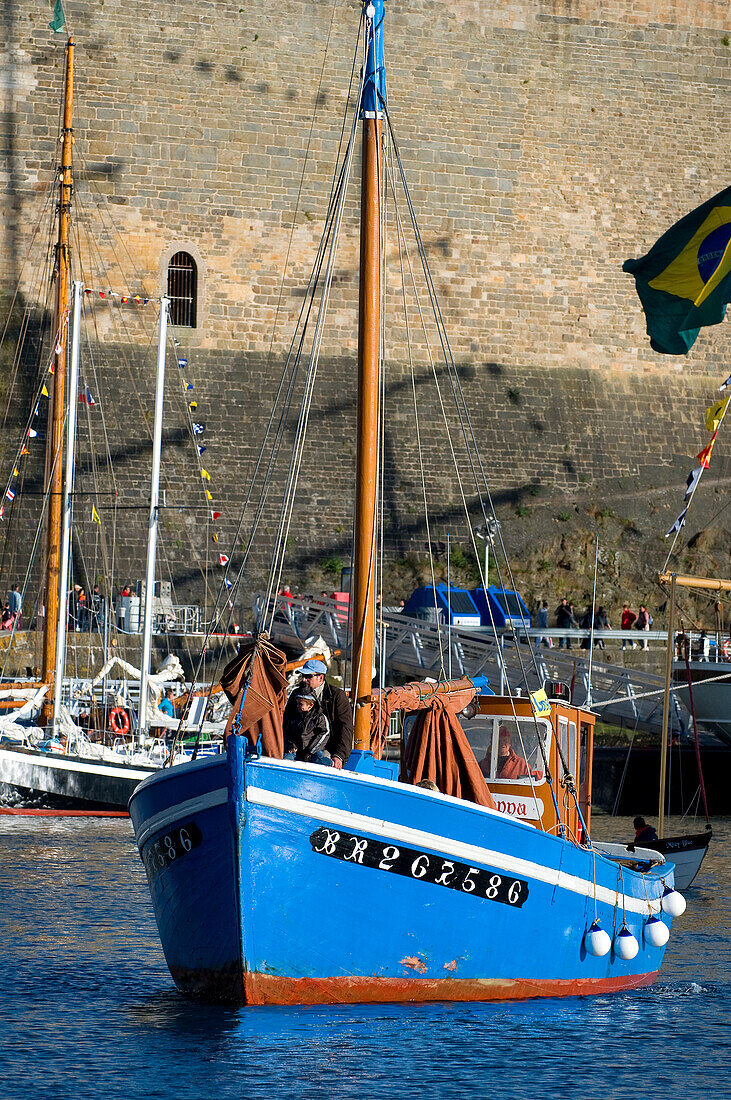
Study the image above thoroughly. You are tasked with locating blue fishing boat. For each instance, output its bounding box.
[129,0,684,1005]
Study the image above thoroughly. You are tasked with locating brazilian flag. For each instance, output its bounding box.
[623,185,731,354]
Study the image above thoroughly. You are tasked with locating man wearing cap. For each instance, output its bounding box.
[285,659,353,768]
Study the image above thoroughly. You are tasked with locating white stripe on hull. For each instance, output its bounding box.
[246,786,661,916]
[0,746,154,782]
[134,788,228,848]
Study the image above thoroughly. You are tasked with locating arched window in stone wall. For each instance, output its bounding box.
[167,251,198,327]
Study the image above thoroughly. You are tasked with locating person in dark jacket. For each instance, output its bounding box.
[633,816,659,845]
[555,598,574,649]
[283,689,331,765]
[287,658,354,767]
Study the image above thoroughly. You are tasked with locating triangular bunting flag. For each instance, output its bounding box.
[697,432,718,469]
[91,505,101,524]
[41,385,49,397]
[705,397,729,432]
[684,467,702,500]
[205,489,213,501]
[201,469,211,481]
[218,554,229,566]
[211,511,221,521]
[197,445,206,455]
[665,506,688,538]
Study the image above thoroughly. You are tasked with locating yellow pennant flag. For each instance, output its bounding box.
[529,688,551,719]
[13,468,19,478]
[91,505,101,524]
[41,385,49,397]
[705,397,730,432]
[205,489,213,501]
[201,469,211,481]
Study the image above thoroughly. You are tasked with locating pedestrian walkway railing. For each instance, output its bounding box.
[254,594,685,736]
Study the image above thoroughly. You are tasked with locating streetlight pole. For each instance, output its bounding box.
[475,516,500,590]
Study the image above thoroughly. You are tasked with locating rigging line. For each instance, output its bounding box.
[70,192,161,456]
[263,76,365,629]
[0,142,60,421]
[70,141,153,298]
[384,108,544,698]
[383,135,506,681]
[190,9,367,645]
[388,148,446,680]
[179,21,369,705]
[73,302,119,603]
[205,89,364,641]
[0,415,66,682]
[256,0,355,437]
[382,128,564,808]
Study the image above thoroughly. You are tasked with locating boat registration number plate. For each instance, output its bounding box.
[142,822,203,879]
[309,827,528,908]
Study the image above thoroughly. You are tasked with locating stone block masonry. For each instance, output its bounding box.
[1,0,730,609]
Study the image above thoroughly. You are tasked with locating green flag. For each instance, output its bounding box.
[623,185,731,354]
[49,0,66,32]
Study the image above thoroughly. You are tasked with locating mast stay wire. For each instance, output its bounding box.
[263,84,364,630]
[379,127,551,807]
[382,106,555,702]
[170,5,366,749]
[261,28,369,628]
[380,110,572,826]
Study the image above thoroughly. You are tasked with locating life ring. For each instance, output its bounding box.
[723,639,731,660]
[109,707,130,735]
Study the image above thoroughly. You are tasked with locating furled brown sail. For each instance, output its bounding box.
[221,635,288,757]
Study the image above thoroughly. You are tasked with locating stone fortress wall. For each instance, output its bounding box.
[1,0,729,608]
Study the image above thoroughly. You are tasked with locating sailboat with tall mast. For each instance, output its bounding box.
[0,39,214,809]
[129,0,684,1005]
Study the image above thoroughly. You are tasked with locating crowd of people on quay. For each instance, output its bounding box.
[534,597,654,651]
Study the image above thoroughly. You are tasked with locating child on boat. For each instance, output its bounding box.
[283,689,332,766]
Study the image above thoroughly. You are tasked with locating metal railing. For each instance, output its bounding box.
[255,593,686,736]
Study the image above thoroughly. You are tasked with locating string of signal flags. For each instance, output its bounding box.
[1,294,229,565]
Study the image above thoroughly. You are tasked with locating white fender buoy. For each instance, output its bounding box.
[584,919,611,957]
[644,915,670,947]
[614,926,639,960]
[661,886,687,917]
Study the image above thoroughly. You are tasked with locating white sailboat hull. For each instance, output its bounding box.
[0,744,155,809]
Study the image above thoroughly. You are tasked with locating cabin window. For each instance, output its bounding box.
[462,716,550,784]
[558,717,577,772]
[167,251,197,327]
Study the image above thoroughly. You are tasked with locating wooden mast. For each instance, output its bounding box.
[41,38,75,722]
[351,2,384,752]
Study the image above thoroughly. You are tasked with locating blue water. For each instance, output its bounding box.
[0,814,727,1100]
